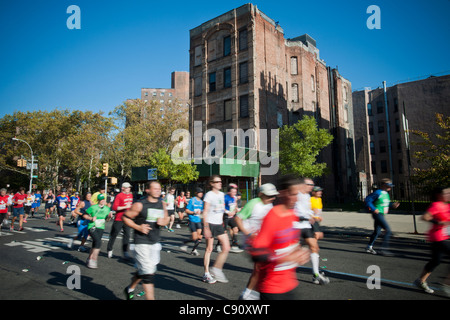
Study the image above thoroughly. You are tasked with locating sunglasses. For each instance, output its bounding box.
[306,183,314,186]
[212,181,222,183]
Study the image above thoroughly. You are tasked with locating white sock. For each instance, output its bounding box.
[311,252,320,276]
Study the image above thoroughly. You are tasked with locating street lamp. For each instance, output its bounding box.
[12,137,34,193]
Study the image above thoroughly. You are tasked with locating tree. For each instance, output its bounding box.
[411,113,450,191]
[279,115,334,178]
[106,99,189,182]
[148,149,199,185]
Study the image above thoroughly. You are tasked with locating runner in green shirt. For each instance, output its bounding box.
[83,194,112,268]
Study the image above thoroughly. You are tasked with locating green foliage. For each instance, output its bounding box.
[279,115,334,178]
[411,113,450,191]
[148,149,199,185]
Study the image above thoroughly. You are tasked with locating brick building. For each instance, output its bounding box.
[189,3,356,202]
[352,74,450,200]
[141,71,189,108]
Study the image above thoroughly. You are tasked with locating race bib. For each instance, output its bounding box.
[0,204,5,210]
[146,208,164,222]
[60,202,67,209]
[94,218,106,228]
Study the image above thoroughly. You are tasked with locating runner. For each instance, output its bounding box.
[180,187,204,256]
[44,189,56,220]
[11,187,27,231]
[107,182,134,260]
[295,178,330,285]
[55,189,70,232]
[311,186,325,240]
[175,191,187,228]
[92,186,106,205]
[23,191,34,223]
[414,187,450,294]
[122,180,169,300]
[202,175,230,284]
[68,192,92,252]
[69,192,80,225]
[0,188,9,233]
[249,175,310,300]
[31,190,42,217]
[235,183,278,300]
[165,187,176,232]
[224,186,243,253]
[365,178,400,256]
[83,194,112,269]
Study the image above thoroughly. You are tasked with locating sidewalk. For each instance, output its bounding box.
[320,210,429,242]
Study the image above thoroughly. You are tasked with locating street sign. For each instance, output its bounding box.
[32,175,38,178]
[147,168,157,180]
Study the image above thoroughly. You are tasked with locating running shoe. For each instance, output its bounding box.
[180,245,188,253]
[313,272,330,285]
[124,287,135,300]
[365,247,377,255]
[168,228,174,232]
[413,279,434,294]
[211,267,229,283]
[191,249,199,256]
[202,273,216,284]
[107,250,113,258]
[230,246,243,253]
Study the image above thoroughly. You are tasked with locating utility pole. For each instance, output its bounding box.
[383,81,394,183]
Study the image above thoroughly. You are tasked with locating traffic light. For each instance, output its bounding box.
[110,177,117,185]
[102,163,109,176]
[17,159,26,167]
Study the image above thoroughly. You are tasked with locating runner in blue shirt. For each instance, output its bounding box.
[31,190,42,217]
[69,192,81,225]
[180,188,204,256]
[56,189,70,232]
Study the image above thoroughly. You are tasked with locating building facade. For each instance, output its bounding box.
[352,74,450,200]
[141,71,189,108]
[189,3,356,202]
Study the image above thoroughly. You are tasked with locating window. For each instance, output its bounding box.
[398,160,403,174]
[160,92,165,97]
[209,72,216,92]
[381,160,388,173]
[395,118,400,132]
[397,138,402,152]
[377,101,383,114]
[144,92,148,96]
[223,36,231,57]
[152,92,157,97]
[378,120,384,133]
[239,29,248,51]
[224,67,232,88]
[394,98,399,113]
[291,83,299,102]
[368,122,374,135]
[224,99,232,121]
[240,95,249,118]
[290,57,298,75]
[311,75,315,92]
[371,161,377,174]
[368,103,373,116]
[194,77,202,97]
[194,45,202,66]
[379,140,386,153]
[239,62,248,84]
[370,141,375,155]
[194,107,201,120]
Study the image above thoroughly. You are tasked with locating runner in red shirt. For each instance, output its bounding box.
[249,175,310,300]
[11,187,27,231]
[414,187,450,294]
[0,188,10,231]
[107,182,134,259]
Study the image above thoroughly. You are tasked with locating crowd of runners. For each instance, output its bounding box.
[0,177,449,300]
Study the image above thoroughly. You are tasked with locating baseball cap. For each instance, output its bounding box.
[259,183,279,196]
[122,182,132,188]
[97,194,105,201]
[195,187,204,194]
[313,186,323,192]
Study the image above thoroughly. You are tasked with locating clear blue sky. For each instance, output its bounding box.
[1,0,449,118]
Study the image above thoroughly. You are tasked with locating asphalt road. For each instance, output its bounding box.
[1,211,449,304]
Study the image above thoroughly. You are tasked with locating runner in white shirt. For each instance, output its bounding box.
[294,177,329,285]
[165,188,176,232]
[202,175,230,284]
